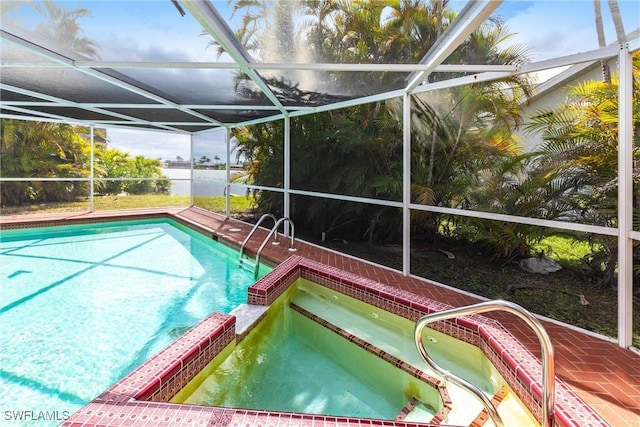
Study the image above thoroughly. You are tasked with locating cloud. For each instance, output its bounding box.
[106,127,228,162]
[106,127,190,161]
[501,1,640,61]
[502,2,597,61]
[77,1,219,62]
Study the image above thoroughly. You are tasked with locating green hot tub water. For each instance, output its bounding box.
[174,290,441,419]
[174,280,540,426]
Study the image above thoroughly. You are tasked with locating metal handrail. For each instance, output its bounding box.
[414,299,555,427]
[254,217,296,278]
[239,213,277,258]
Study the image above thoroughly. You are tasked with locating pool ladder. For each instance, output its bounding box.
[238,214,297,279]
[414,300,555,427]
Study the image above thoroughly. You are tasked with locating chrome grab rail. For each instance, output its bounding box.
[254,217,296,279]
[239,213,277,258]
[414,300,555,427]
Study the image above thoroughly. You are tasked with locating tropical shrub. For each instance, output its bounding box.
[96,147,170,195]
[0,119,171,206]
[523,52,640,286]
[0,119,91,205]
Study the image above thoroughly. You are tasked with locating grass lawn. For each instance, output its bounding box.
[0,194,254,215]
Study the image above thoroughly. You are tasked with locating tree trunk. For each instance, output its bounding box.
[608,0,627,44]
[593,0,611,83]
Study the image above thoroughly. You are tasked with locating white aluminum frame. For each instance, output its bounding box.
[618,43,634,348]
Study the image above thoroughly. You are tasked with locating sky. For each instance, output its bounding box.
[106,127,229,163]
[6,0,640,161]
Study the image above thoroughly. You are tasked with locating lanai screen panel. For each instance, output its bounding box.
[209,1,465,107]
[481,1,640,63]
[211,0,465,64]
[2,0,639,129]
[192,129,228,204]
[192,109,282,125]
[0,0,282,128]
[1,65,163,105]
[289,102,403,202]
[257,69,413,107]
[2,1,217,62]
[434,1,640,84]
[107,67,251,106]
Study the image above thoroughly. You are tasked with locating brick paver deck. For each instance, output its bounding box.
[2,207,639,426]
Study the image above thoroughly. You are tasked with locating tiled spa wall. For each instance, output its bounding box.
[247,256,608,427]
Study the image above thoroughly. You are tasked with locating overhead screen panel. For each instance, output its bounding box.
[1,1,220,63]
[13,106,125,122]
[193,108,282,124]
[257,70,412,107]
[0,88,50,103]
[211,0,465,65]
[107,67,272,106]
[209,1,466,107]
[0,108,45,118]
[103,107,207,123]
[1,66,162,104]
[1,0,284,126]
[3,0,638,130]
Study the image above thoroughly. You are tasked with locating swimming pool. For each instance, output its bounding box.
[0,219,263,426]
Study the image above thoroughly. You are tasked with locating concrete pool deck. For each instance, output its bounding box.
[2,206,639,426]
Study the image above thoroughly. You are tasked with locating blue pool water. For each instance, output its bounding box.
[0,219,261,426]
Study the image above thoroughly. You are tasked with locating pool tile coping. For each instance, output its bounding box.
[63,255,608,427]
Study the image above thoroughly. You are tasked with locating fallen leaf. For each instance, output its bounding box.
[439,249,455,259]
[579,295,590,306]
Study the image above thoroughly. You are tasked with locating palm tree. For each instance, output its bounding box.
[299,0,338,61]
[608,0,626,44]
[34,2,98,57]
[594,1,611,83]
[227,1,535,247]
[524,52,640,286]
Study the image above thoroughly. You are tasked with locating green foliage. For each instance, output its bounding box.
[227,1,534,246]
[535,235,599,262]
[1,119,91,205]
[0,119,171,206]
[522,52,640,286]
[33,2,98,57]
[96,147,170,195]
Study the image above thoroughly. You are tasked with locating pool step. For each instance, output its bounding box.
[396,385,509,426]
[238,256,257,271]
[394,397,418,421]
[395,397,448,424]
[468,385,509,427]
